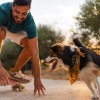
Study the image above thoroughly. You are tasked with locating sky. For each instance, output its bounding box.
[0,0,85,36]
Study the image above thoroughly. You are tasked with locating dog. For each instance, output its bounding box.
[44,35,100,99]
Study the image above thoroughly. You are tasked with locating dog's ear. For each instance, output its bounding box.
[53,45,63,53]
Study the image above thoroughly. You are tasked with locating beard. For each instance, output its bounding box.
[14,16,25,23]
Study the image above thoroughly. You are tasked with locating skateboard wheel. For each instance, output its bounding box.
[18,85,25,91]
[11,84,25,91]
[12,85,18,90]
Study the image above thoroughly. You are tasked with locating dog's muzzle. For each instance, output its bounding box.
[44,56,58,72]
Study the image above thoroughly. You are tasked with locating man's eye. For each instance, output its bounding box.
[22,13,27,16]
[15,10,19,14]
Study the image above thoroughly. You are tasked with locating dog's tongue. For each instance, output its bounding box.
[50,60,58,72]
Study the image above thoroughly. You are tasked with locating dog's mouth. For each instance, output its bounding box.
[44,58,58,72]
[49,59,58,72]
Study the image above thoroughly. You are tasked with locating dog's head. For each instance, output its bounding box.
[44,43,79,71]
[44,43,63,71]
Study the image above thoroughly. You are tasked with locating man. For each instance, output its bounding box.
[0,0,46,95]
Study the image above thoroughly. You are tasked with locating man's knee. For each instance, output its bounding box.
[0,28,6,39]
[20,37,29,47]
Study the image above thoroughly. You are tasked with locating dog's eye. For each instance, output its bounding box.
[50,51,57,57]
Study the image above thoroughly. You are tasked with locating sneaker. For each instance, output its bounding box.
[10,70,30,83]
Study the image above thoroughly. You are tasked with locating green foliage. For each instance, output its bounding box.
[37,24,65,59]
[75,0,100,42]
[1,39,22,70]
[95,0,100,7]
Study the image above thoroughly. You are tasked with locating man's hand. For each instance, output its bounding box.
[0,65,10,86]
[33,79,46,95]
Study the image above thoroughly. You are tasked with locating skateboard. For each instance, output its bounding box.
[0,77,30,91]
[0,67,30,91]
[10,77,30,91]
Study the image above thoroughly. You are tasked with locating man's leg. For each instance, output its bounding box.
[11,37,31,72]
[10,37,31,82]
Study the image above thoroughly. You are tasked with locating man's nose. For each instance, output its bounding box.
[17,14,23,19]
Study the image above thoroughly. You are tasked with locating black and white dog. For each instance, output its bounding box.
[44,36,100,99]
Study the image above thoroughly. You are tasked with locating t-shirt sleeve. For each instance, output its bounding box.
[24,15,38,39]
[0,10,7,27]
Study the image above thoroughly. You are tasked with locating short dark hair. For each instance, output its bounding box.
[13,0,32,7]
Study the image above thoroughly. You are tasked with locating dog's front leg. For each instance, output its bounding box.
[84,80,99,100]
[96,77,100,96]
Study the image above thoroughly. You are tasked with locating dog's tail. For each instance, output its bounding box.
[73,35,85,48]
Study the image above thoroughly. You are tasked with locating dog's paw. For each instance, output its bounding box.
[73,34,83,39]
[92,95,99,100]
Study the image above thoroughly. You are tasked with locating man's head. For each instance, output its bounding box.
[12,0,32,23]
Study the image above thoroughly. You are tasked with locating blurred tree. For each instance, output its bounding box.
[37,24,65,59]
[74,0,100,43]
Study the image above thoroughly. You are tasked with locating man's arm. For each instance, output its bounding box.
[0,60,11,85]
[0,28,11,86]
[28,37,46,95]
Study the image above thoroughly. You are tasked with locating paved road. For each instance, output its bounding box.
[0,79,92,100]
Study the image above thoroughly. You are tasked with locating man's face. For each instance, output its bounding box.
[12,4,30,23]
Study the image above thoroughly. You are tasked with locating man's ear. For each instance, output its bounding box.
[12,3,15,7]
[12,3,15,10]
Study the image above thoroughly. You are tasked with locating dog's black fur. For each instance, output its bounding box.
[73,38,100,67]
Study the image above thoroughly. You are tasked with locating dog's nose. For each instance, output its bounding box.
[44,59,47,63]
